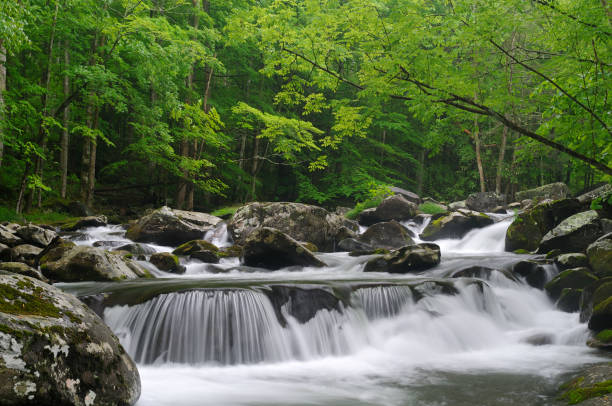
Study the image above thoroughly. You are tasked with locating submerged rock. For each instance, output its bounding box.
[229,202,358,252]
[538,210,603,254]
[420,211,493,241]
[364,243,441,273]
[242,227,326,270]
[358,195,417,226]
[0,272,141,405]
[126,206,222,246]
[263,285,341,325]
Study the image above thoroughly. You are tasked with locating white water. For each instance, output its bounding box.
[65,216,608,405]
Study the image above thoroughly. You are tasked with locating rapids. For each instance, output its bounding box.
[59,215,609,406]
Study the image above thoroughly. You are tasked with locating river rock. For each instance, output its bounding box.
[516,182,569,202]
[505,198,582,252]
[173,239,219,255]
[149,252,185,274]
[126,206,222,246]
[587,237,612,277]
[0,272,141,405]
[557,288,583,312]
[555,253,589,271]
[40,244,151,282]
[229,202,358,252]
[10,244,43,267]
[465,192,505,212]
[337,238,373,252]
[15,225,57,248]
[364,243,441,273]
[538,210,603,254]
[0,262,48,282]
[588,283,612,332]
[115,243,156,257]
[512,260,552,289]
[242,227,326,270]
[359,221,414,249]
[579,277,612,323]
[190,250,220,263]
[389,186,421,204]
[358,195,418,226]
[263,285,341,325]
[545,267,599,301]
[558,363,612,405]
[62,215,108,231]
[420,211,493,241]
[448,200,467,211]
[0,226,22,247]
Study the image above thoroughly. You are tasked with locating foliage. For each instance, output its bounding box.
[419,202,447,215]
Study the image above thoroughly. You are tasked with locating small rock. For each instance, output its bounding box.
[62,215,108,231]
[364,243,441,273]
[172,239,219,255]
[555,253,589,270]
[190,250,219,263]
[116,243,156,256]
[150,252,185,274]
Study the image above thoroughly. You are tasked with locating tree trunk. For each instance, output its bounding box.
[474,117,486,193]
[250,135,260,200]
[0,42,6,168]
[416,148,425,195]
[86,108,99,206]
[495,125,508,195]
[380,130,386,166]
[80,105,94,202]
[60,41,70,198]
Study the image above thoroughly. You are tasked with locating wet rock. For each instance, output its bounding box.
[40,244,151,282]
[10,244,43,267]
[587,237,612,277]
[523,333,553,346]
[0,242,10,261]
[420,211,493,241]
[558,363,612,406]
[451,266,514,281]
[557,288,583,312]
[229,202,358,252]
[190,250,220,263]
[172,239,219,255]
[448,200,467,211]
[0,272,141,405]
[580,278,612,324]
[512,260,552,289]
[126,206,222,246]
[338,238,372,252]
[505,198,582,252]
[149,252,185,274]
[389,186,421,205]
[577,183,612,205]
[0,262,48,282]
[359,221,414,249]
[242,227,326,270]
[589,294,612,332]
[545,267,598,301]
[364,243,441,273]
[516,182,569,202]
[93,240,126,248]
[219,245,243,258]
[15,225,57,248]
[555,253,589,271]
[116,243,156,256]
[587,330,612,351]
[465,192,505,212]
[62,215,108,231]
[358,195,418,226]
[538,210,603,254]
[263,285,341,325]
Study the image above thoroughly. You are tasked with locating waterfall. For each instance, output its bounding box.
[353,285,413,319]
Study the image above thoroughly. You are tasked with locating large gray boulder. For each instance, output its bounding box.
[364,243,441,273]
[0,225,22,247]
[538,210,604,254]
[0,272,141,405]
[515,182,569,202]
[39,242,151,282]
[420,211,493,240]
[558,363,612,406]
[126,206,222,246]
[389,187,421,205]
[229,202,358,252]
[0,262,48,282]
[359,221,414,249]
[358,195,418,226]
[505,198,582,252]
[587,235,612,277]
[577,183,612,205]
[9,244,43,267]
[15,225,57,248]
[465,192,505,212]
[62,215,108,231]
[242,227,326,270]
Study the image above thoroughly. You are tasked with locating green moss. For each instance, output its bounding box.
[173,240,219,255]
[595,330,612,343]
[594,296,612,313]
[418,202,446,215]
[346,197,383,220]
[0,284,62,318]
[210,205,241,218]
[560,378,612,404]
[514,249,530,254]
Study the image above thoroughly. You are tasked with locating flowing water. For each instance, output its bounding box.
[60,216,609,406]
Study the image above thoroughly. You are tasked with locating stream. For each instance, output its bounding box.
[58,215,609,406]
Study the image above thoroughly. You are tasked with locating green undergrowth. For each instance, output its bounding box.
[345,197,383,219]
[418,202,447,215]
[595,330,612,343]
[211,205,241,218]
[0,205,75,225]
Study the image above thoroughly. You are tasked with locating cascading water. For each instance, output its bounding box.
[58,216,608,406]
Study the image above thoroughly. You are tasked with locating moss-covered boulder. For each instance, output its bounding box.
[0,272,141,405]
[40,244,151,282]
[516,182,569,202]
[539,210,603,254]
[505,198,582,252]
[149,252,185,274]
[587,237,612,277]
[172,239,219,255]
[364,243,441,273]
[61,215,108,232]
[545,268,598,301]
[420,211,493,241]
[559,363,611,405]
[126,206,222,246]
[555,253,589,271]
[587,330,612,351]
[229,202,358,252]
[512,260,553,289]
[0,262,47,282]
[557,288,583,313]
[590,296,612,332]
[357,195,417,226]
[359,221,414,249]
[115,243,156,257]
[579,278,612,324]
[242,227,326,270]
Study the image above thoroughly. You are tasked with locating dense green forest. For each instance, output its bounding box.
[0,0,610,215]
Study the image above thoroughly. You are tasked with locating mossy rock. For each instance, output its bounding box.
[559,363,612,405]
[172,239,219,255]
[556,253,589,271]
[545,268,599,301]
[557,288,583,313]
[587,238,612,277]
[149,252,185,274]
[218,245,243,258]
[590,296,612,331]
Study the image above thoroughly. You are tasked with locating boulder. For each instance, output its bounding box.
[545,268,598,301]
[40,244,151,282]
[577,183,612,205]
[93,241,126,248]
[538,210,603,254]
[555,253,589,271]
[115,243,156,257]
[126,206,222,246]
[358,195,417,225]
[558,363,612,406]
[505,198,582,252]
[364,243,441,273]
[587,237,612,277]
[589,296,612,332]
[580,278,612,324]
[0,226,22,247]
[190,250,220,263]
[420,211,493,241]
[515,182,569,202]
[465,192,505,212]
[337,238,373,252]
[149,253,185,274]
[0,243,10,261]
[389,186,421,205]
[15,225,57,248]
[229,202,358,252]
[172,239,219,255]
[10,244,43,267]
[448,200,467,211]
[358,221,414,249]
[0,262,47,282]
[62,215,108,231]
[242,227,326,270]
[587,330,612,351]
[512,260,553,289]
[0,272,141,405]
[557,288,583,313]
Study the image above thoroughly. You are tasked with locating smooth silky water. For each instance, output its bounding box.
[58,216,609,406]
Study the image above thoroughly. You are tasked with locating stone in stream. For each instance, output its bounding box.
[229,202,358,252]
[420,211,493,241]
[149,252,185,274]
[358,221,414,249]
[115,243,156,257]
[555,253,589,271]
[358,195,417,226]
[242,227,326,270]
[538,210,604,254]
[126,206,223,246]
[544,267,599,301]
[15,224,57,248]
[512,260,552,289]
[364,243,441,273]
[587,234,612,277]
[465,192,505,212]
[0,272,141,405]
[61,215,108,231]
[515,182,570,202]
[558,363,612,405]
[173,239,220,263]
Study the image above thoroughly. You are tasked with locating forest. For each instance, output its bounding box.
[0,0,610,215]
